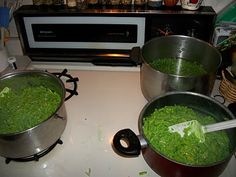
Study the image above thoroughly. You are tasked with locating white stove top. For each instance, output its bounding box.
[0,57,236,177]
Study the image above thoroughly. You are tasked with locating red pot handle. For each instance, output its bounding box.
[112,128,141,157]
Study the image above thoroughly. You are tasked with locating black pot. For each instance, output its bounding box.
[112,92,236,177]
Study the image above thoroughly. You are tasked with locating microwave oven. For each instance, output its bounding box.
[14,5,216,66]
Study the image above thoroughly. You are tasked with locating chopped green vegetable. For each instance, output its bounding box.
[0,87,10,97]
[98,127,103,142]
[139,171,148,176]
[149,58,207,76]
[0,86,61,134]
[85,168,91,177]
[143,105,231,165]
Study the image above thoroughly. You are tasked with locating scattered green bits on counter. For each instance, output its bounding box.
[142,105,231,166]
[139,171,148,176]
[0,86,61,134]
[85,168,91,177]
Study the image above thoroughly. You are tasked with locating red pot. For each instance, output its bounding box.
[112,92,236,177]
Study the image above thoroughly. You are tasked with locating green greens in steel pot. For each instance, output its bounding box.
[0,86,61,134]
[143,105,231,166]
[149,58,207,76]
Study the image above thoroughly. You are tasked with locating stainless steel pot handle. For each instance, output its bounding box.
[112,128,141,157]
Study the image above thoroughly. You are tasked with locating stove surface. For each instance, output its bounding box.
[0,57,236,177]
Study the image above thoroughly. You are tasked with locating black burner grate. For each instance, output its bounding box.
[52,69,79,101]
[5,139,63,164]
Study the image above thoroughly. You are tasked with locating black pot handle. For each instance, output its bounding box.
[130,47,142,65]
[228,102,236,117]
[112,128,141,157]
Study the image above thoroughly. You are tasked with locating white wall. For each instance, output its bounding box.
[203,0,235,13]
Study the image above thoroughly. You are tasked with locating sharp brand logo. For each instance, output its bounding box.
[39,30,54,34]
[37,30,56,38]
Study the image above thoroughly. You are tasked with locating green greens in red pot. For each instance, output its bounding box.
[143,105,231,166]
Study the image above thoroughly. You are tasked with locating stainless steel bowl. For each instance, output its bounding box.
[0,70,67,158]
[141,35,222,101]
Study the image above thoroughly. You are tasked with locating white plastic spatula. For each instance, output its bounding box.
[168,119,236,142]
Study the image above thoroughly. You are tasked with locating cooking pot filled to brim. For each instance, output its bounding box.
[0,70,67,159]
[112,92,236,177]
[140,35,222,101]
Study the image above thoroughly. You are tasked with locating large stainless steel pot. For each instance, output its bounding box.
[141,35,222,101]
[0,70,67,158]
[113,92,236,177]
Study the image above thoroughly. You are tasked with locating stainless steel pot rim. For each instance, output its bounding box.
[0,70,66,136]
[145,91,231,108]
[141,35,222,77]
[143,35,220,53]
[143,60,209,78]
[139,91,236,126]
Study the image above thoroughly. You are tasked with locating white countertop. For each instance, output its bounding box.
[0,59,236,177]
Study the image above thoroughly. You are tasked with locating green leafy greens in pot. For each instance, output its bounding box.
[0,86,61,134]
[143,105,231,166]
[149,58,207,76]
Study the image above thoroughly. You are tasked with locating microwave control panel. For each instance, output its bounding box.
[14,5,216,64]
